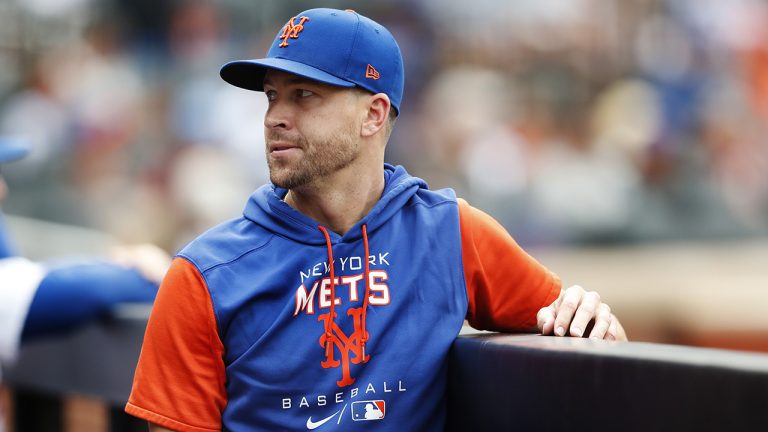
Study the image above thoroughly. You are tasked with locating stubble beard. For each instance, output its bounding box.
[266,127,360,190]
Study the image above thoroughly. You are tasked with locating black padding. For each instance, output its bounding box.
[447,334,768,431]
[5,305,150,404]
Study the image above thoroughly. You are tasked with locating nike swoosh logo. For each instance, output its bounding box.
[306,410,341,430]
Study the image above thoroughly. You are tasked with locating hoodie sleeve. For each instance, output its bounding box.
[22,260,158,343]
[126,257,226,432]
[458,199,561,331]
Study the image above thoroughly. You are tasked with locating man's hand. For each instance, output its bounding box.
[537,285,627,341]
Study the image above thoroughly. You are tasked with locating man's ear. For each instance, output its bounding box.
[361,93,391,138]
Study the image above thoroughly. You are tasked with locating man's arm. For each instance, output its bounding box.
[458,199,561,331]
[149,424,174,432]
[125,257,226,431]
[458,199,626,340]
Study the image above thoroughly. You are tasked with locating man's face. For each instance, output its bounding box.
[262,69,365,190]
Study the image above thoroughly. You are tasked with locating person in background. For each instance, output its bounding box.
[0,138,170,430]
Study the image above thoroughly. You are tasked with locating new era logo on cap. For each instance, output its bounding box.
[366,64,380,80]
[220,8,404,113]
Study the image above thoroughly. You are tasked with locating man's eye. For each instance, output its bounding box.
[297,89,314,98]
[265,90,277,101]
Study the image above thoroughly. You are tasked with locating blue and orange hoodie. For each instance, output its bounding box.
[126,164,560,431]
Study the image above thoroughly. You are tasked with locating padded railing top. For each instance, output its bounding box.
[448,332,768,431]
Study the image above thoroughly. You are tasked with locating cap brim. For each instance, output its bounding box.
[0,138,30,164]
[220,58,356,91]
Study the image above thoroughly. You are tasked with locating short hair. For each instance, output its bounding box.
[385,106,397,138]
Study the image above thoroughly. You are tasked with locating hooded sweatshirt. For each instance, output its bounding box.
[127,165,560,431]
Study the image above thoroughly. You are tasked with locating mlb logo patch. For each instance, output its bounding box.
[351,400,385,421]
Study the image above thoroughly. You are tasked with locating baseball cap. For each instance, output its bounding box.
[220,8,404,114]
[0,137,30,164]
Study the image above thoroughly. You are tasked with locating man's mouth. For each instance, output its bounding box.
[269,141,302,156]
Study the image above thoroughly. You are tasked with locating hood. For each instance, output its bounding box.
[243,164,427,245]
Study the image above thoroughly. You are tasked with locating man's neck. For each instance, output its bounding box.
[284,165,385,236]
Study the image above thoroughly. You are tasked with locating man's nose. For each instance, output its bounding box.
[264,101,292,130]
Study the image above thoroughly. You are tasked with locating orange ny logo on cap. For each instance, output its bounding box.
[366,64,381,80]
[279,16,310,48]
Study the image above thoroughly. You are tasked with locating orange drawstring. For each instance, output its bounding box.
[317,224,373,362]
[317,226,336,358]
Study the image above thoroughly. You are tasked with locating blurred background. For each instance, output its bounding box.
[0,0,767,351]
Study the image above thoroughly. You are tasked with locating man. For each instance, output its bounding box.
[0,139,165,408]
[126,8,626,431]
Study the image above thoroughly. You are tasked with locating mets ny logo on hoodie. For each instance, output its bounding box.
[284,250,407,425]
[293,252,392,387]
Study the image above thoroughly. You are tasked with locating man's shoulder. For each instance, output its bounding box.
[409,186,458,209]
[177,217,273,273]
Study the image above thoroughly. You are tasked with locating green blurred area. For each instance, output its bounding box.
[2,0,768,249]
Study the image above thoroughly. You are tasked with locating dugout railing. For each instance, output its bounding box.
[4,309,768,431]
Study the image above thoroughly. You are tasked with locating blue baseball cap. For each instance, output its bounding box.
[0,137,29,164]
[220,8,404,114]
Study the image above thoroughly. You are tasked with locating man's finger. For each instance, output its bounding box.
[568,291,600,337]
[553,285,584,336]
[587,303,612,339]
[537,307,556,335]
[608,316,619,341]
